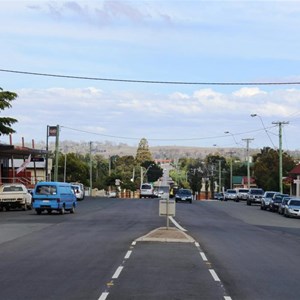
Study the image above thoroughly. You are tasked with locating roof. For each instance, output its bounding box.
[289,164,300,175]
[0,144,47,159]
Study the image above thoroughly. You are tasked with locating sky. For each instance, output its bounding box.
[1,0,300,151]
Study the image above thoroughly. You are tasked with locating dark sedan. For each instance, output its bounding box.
[175,189,193,204]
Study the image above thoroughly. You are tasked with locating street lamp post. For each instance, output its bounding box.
[272,121,289,193]
[251,114,276,148]
[242,138,254,189]
[224,131,239,146]
[89,141,93,196]
[63,153,67,182]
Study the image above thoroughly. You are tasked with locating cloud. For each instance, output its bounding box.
[233,87,267,97]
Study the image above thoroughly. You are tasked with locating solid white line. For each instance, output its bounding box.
[112,266,123,279]
[195,242,200,247]
[98,292,109,300]
[169,216,187,232]
[224,297,232,300]
[209,269,221,281]
[200,252,208,261]
[131,241,136,246]
[124,250,132,259]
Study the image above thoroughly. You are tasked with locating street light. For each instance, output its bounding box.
[141,164,154,184]
[251,114,275,148]
[224,131,239,146]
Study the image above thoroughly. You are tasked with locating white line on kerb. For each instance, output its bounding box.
[112,266,123,279]
[209,269,221,281]
[124,250,132,259]
[169,216,187,232]
[98,292,109,300]
[200,252,208,261]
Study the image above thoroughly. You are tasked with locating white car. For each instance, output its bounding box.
[284,199,300,218]
[140,183,154,198]
[71,184,84,201]
[224,189,238,201]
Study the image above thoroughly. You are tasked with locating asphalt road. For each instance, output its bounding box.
[0,198,299,300]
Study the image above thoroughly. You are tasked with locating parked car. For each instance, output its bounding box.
[278,196,291,215]
[175,189,193,204]
[269,193,289,212]
[260,191,278,210]
[224,189,238,201]
[32,182,77,215]
[71,183,85,201]
[153,185,170,198]
[236,188,249,201]
[284,198,300,218]
[214,192,224,200]
[140,183,154,198]
[246,188,264,205]
[0,183,32,211]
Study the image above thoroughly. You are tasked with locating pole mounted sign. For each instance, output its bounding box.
[48,126,58,137]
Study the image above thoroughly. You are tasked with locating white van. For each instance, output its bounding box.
[140,183,154,198]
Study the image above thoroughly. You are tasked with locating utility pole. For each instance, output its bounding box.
[218,160,222,192]
[242,138,254,189]
[89,141,92,196]
[272,121,289,193]
[227,151,235,189]
[54,125,60,182]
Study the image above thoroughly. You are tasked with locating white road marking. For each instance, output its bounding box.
[131,241,136,246]
[169,216,187,231]
[98,292,109,300]
[124,250,132,259]
[195,242,200,247]
[224,297,232,300]
[200,252,208,261]
[209,269,221,281]
[112,266,123,279]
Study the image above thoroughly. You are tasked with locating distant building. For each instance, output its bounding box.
[233,176,256,188]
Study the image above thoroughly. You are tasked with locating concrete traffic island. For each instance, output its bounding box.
[136,227,195,243]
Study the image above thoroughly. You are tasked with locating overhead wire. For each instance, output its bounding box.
[2,68,300,85]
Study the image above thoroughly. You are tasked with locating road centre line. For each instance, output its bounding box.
[209,269,221,282]
[169,216,187,231]
[98,292,109,300]
[112,266,123,279]
[200,252,208,261]
[124,250,132,259]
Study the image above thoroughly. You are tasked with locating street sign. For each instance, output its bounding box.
[159,199,175,217]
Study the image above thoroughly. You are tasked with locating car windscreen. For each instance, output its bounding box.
[178,190,192,195]
[141,185,152,190]
[36,185,57,195]
[289,200,300,206]
[3,186,23,192]
[227,190,236,194]
[251,189,263,195]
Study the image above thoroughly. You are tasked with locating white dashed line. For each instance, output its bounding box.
[131,241,136,246]
[124,250,132,259]
[200,252,208,261]
[169,216,187,231]
[112,266,123,279]
[224,296,233,300]
[98,292,109,300]
[195,242,200,247]
[209,269,221,282]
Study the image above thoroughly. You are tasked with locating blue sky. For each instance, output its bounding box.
[1,0,300,151]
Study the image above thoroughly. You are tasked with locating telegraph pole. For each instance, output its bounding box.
[89,141,93,196]
[272,121,289,193]
[242,138,254,189]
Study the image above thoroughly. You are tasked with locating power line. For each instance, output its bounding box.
[61,125,275,142]
[2,68,300,85]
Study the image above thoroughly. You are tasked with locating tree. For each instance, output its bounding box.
[135,138,152,165]
[0,88,18,135]
[252,147,295,192]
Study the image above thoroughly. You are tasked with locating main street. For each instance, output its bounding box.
[0,198,299,300]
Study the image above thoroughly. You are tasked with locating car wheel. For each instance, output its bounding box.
[47,209,52,214]
[23,204,27,211]
[60,206,65,215]
[36,209,41,215]
[70,205,75,214]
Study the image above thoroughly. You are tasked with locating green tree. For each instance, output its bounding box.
[252,147,295,192]
[135,138,152,165]
[0,88,18,135]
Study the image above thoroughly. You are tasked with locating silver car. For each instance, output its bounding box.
[284,198,300,218]
[261,191,277,210]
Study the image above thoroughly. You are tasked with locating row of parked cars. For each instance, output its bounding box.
[0,181,85,214]
[216,188,300,218]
